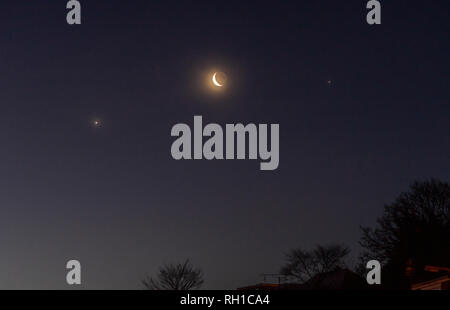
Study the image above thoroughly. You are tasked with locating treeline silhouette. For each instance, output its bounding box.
[142,179,449,290]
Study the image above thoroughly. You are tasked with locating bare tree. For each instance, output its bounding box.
[360,179,449,287]
[142,259,204,290]
[280,244,350,283]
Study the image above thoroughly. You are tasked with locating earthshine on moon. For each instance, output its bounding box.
[211,72,227,89]
[212,72,223,87]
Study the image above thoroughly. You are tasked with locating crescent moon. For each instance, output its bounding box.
[212,73,223,87]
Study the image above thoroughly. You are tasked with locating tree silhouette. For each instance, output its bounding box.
[142,259,204,290]
[360,179,450,287]
[280,244,350,283]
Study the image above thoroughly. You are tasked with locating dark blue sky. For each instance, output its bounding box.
[0,0,449,289]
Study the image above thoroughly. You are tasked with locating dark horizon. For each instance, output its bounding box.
[0,0,449,289]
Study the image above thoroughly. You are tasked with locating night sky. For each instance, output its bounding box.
[0,1,449,289]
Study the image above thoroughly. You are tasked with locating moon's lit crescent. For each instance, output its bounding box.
[212,72,223,87]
